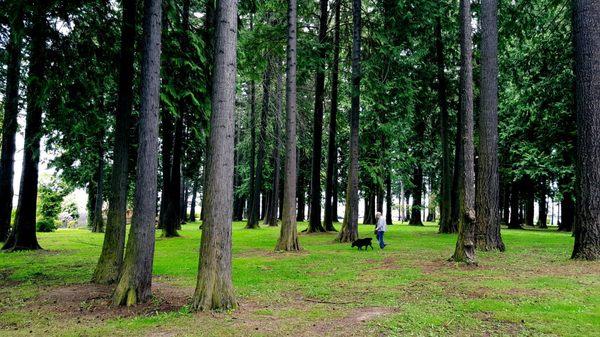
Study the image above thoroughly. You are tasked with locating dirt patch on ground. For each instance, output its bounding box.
[33,280,190,321]
[475,311,527,336]
[307,306,397,336]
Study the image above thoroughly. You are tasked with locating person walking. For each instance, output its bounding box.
[375,212,387,249]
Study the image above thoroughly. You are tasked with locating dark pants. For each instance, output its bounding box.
[376,230,385,249]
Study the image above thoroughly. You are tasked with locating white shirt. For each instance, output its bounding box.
[376,216,387,232]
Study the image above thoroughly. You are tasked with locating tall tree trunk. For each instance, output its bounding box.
[158,107,174,229]
[332,157,339,222]
[449,84,462,232]
[276,0,301,251]
[508,181,523,229]
[190,177,198,222]
[87,180,97,230]
[163,112,182,237]
[572,0,600,260]
[265,66,283,227]
[246,15,259,229]
[385,174,393,225]
[538,189,547,229]
[296,158,306,221]
[376,185,384,213]
[92,139,105,233]
[475,0,504,251]
[92,0,135,284]
[450,0,476,264]
[157,1,174,230]
[2,0,48,252]
[113,0,162,305]
[191,0,238,310]
[324,0,341,232]
[307,0,329,233]
[409,165,424,226]
[524,178,535,227]
[501,182,510,225]
[248,61,270,229]
[559,191,574,232]
[337,0,361,243]
[0,2,24,242]
[233,116,244,221]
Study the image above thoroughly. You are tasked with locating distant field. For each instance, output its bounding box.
[0,222,598,337]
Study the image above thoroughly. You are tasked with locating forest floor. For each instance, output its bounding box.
[0,221,598,337]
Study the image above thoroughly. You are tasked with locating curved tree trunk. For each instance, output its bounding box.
[337,0,361,243]
[2,0,48,252]
[475,0,504,251]
[572,0,600,260]
[113,0,162,306]
[0,2,24,242]
[92,0,135,284]
[450,0,476,264]
[276,0,301,251]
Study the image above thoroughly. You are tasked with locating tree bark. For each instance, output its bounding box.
[296,156,306,221]
[475,0,504,251]
[409,165,424,226]
[247,59,271,228]
[508,181,523,229]
[0,1,24,242]
[162,112,182,237]
[324,0,341,232]
[92,138,105,233]
[92,0,136,284]
[191,0,238,311]
[190,177,198,222]
[113,0,162,305]
[307,0,329,233]
[276,0,301,251]
[2,0,48,252]
[537,189,547,228]
[572,0,600,260]
[265,65,283,227]
[246,14,259,229]
[337,0,361,243]
[385,174,393,225]
[559,191,574,232]
[450,0,476,264]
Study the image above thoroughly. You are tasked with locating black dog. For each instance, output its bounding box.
[351,238,373,250]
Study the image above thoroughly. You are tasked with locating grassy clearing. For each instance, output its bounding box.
[0,222,598,336]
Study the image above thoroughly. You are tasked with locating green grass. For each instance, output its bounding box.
[0,222,598,336]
